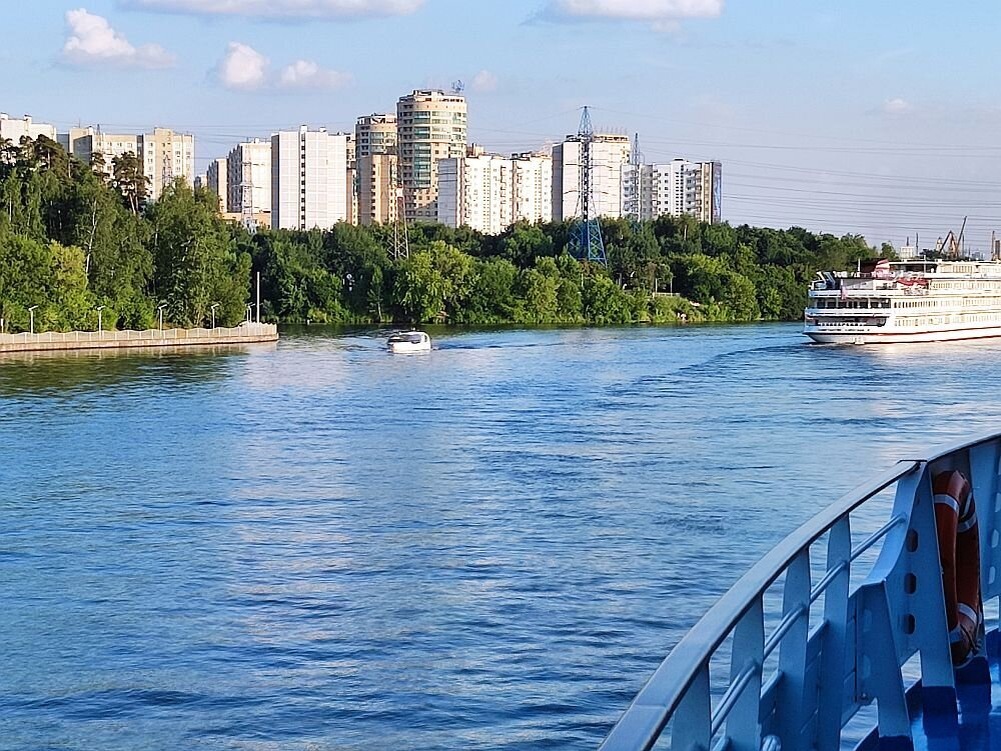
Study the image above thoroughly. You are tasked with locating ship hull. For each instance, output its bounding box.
[805,324,1001,344]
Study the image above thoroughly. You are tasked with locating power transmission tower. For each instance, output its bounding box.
[567,106,607,266]
[391,161,409,260]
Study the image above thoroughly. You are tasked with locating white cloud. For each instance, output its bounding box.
[120,0,424,19]
[544,0,723,23]
[279,60,352,90]
[215,42,269,90]
[215,43,351,92]
[62,8,174,68]
[471,70,498,93]
[882,97,913,115]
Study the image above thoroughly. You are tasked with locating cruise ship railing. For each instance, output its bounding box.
[600,431,1001,751]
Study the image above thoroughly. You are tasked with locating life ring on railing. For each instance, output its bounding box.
[933,470,983,664]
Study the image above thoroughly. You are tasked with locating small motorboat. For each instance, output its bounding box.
[387,331,431,353]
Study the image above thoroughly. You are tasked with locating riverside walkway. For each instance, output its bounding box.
[0,323,278,354]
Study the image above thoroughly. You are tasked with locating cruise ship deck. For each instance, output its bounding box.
[599,432,1001,751]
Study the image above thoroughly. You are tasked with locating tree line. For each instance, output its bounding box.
[0,134,888,333]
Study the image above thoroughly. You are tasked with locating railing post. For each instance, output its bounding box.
[726,598,763,751]
[777,549,811,751]
[969,441,1001,602]
[672,663,711,751]
[900,468,956,704]
[815,516,851,751]
[857,582,912,749]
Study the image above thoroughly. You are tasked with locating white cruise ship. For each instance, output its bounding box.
[804,258,1001,344]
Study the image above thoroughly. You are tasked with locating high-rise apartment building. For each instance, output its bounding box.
[141,127,195,201]
[206,158,229,213]
[552,133,631,222]
[396,90,467,222]
[511,152,553,225]
[355,114,397,158]
[1,113,56,143]
[438,149,554,234]
[438,151,512,235]
[622,159,722,224]
[59,128,140,175]
[358,154,399,226]
[59,125,192,201]
[227,139,272,219]
[355,114,399,227]
[345,134,358,225]
[271,126,349,231]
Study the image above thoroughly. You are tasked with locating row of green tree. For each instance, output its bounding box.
[1,135,248,333]
[246,212,885,325]
[1,134,888,332]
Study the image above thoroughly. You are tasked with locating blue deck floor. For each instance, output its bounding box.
[864,633,1001,751]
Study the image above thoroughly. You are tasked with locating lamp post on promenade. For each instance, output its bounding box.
[210,303,219,330]
[96,305,105,333]
[157,304,167,333]
[28,305,38,334]
[245,303,253,322]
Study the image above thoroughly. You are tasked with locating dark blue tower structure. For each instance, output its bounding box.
[567,107,607,266]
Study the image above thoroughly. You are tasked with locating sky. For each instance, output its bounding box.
[5,0,1001,251]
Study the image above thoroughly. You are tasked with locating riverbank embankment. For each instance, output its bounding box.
[0,323,278,354]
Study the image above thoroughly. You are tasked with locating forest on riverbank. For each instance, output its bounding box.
[0,135,891,332]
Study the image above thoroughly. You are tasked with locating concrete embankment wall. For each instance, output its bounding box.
[0,323,279,354]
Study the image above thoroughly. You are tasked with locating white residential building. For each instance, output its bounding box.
[271,126,349,231]
[511,152,553,225]
[552,133,631,222]
[1,113,56,143]
[57,124,193,202]
[206,158,229,213]
[438,150,554,234]
[141,127,195,201]
[227,139,272,219]
[622,159,723,224]
[438,152,511,235]
[58,128,140,175]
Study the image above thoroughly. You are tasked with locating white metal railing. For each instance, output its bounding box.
[600,432,1001,751]
[0,323,277,347]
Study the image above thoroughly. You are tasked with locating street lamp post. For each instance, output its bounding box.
[27,305,38,335]
[157,304,167,333]
[246,303,253,323]
[210,303,219,330]
[96,305,105,334]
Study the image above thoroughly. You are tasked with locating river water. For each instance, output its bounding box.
[3,323,1001,750]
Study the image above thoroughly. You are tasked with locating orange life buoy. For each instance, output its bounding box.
[933,470,982,664]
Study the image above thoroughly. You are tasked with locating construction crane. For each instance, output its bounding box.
[943,216,968,258]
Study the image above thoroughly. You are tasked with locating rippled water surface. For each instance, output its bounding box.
[4,323,1001,750]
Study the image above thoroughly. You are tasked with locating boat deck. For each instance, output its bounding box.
[598,434,1001,751]
[862,635,1001,751]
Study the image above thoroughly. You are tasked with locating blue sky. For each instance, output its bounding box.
[6,0,1001,250]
